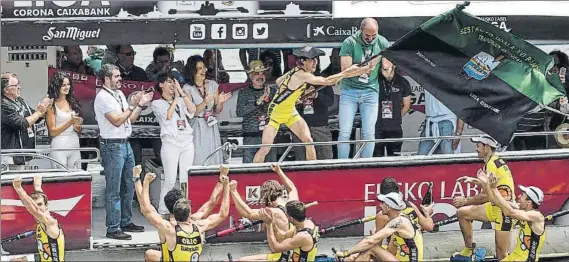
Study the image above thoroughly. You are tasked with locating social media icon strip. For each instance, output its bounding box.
[190,24,206,40]
[232,24,248,40]
[252,23,268,39]
[211,24,227,40]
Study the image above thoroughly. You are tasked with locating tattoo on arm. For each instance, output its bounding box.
[389,218,402,229]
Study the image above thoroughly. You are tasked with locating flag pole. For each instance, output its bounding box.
[544,106,569,118]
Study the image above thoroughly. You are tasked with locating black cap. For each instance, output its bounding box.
[293,46,325,59]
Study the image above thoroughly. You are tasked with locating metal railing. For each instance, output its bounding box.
[202,130,569,166]
[1,147,100,173]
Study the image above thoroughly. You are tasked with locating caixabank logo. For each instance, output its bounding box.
[0,1,156,18]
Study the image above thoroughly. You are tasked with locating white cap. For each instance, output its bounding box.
[471,135,499,148]
[377,192,406,210]
[518,185,544,205]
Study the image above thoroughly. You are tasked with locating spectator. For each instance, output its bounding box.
[293,57,335,161]
[417,91,464,155]
[146,46,185,84]
[337,18,388,159]
[322,48,342,115]
[46,71,83,168]
[373,58,412,157]
[260,50,283,83]
[509,108,547,151]
[1,73,52,169]
[151,73,196,216]
[115,45,148,81]
[94,63,152,240]
[203,49,230,84]
[236,60,277,163]
[548,50,569,134]
[183,55,231,165]
[102,45,120,65]
[239,48,282,72]
[60,46,95,75]
[85,46,104,74]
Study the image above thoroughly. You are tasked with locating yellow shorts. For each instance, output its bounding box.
[484,202,515,231]
[268,113,302,130]
[267,251,290,262]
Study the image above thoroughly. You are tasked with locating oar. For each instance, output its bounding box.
[1,230,36,244]
[205,201,319,241]
[320,215,376,235]
[432,208,569,232]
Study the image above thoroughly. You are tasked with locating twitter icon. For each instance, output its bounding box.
[253,23,268,39]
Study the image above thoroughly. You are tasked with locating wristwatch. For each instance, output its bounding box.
[128,105,136,111]
[133,176,141,183]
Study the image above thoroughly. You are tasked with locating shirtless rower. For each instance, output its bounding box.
[230,164,299,261]
[252,46,370,163]
[143,165,229,260]
[335,192,424,261]
[351,177,434,261]
[12,175,65,262]
[134,167,230,262]
[451,135,516,261]
[261,200,320,262]
[477,170,546,262]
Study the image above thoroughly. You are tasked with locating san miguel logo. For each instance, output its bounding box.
[42,27,101,41]
[4,1,112,18]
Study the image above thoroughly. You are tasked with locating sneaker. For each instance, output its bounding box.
[106,231,132,240]
[122,223,145,233]
[450,244,475,262]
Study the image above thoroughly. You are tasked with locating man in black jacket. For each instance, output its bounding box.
[1,73,52,169]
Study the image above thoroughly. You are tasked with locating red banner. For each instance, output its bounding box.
[189,158,569,242]
[1,178,92,254]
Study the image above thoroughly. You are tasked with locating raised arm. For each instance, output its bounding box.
[229,180,264,220]
[197,178,230,231]
[12,176,53,225]
[271,164,298,201]
[133,166,171,234]
[339,217,403,257]
[191,167,228,220]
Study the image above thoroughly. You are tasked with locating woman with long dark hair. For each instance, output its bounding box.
[183,55,231,165]
[46,71,83,168]
[151,73,196,215]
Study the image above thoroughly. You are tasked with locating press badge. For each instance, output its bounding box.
[358,73,369,84]
[204,111,218,127]
[27,127,35,138]
[177,120,187,131]
[258,115,267,131]
[382,101,393,119]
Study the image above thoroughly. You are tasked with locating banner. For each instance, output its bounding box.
[48,68,159,126]
[0,1,157,18]
[382,8,566,145]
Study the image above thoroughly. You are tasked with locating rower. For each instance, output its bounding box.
[262,200,320,262]
[133,166,230,262]
[12,175,65,261]
[452,135,516,261]
[335,192,424,261]
[144,165,230,261]
[230,164,299,261]
[477,170,546,262]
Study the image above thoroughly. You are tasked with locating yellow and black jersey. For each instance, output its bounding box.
[162,224,203,262]
[36,223,65,262]
[291,226,319,262]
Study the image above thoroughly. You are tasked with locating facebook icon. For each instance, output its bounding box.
[211,24,227,40]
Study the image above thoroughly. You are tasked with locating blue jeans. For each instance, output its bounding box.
[417,120,455,155]
[337,89,379,159]
[242,136,276,163]
[100,141,135,233]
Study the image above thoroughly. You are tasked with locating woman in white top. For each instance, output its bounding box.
[46,71,83,169]
[151,73,196,215]
[183,55,231,165]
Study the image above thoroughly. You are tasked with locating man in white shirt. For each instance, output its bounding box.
[94,63,153,240]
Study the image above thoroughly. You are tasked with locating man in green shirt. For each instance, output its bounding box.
[338,18,390,159]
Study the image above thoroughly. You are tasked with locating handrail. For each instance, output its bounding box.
[1,147,101,172]
[201,130,569,165]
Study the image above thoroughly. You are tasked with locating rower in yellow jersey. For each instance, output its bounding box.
[452,135,516,261]
[335,192,424,261]
[132,166,230,262]
[262,200,320,262]
[231,164,299,262]
[12,175,65,262]
[252,46,365,163]
[477,170,546,262]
